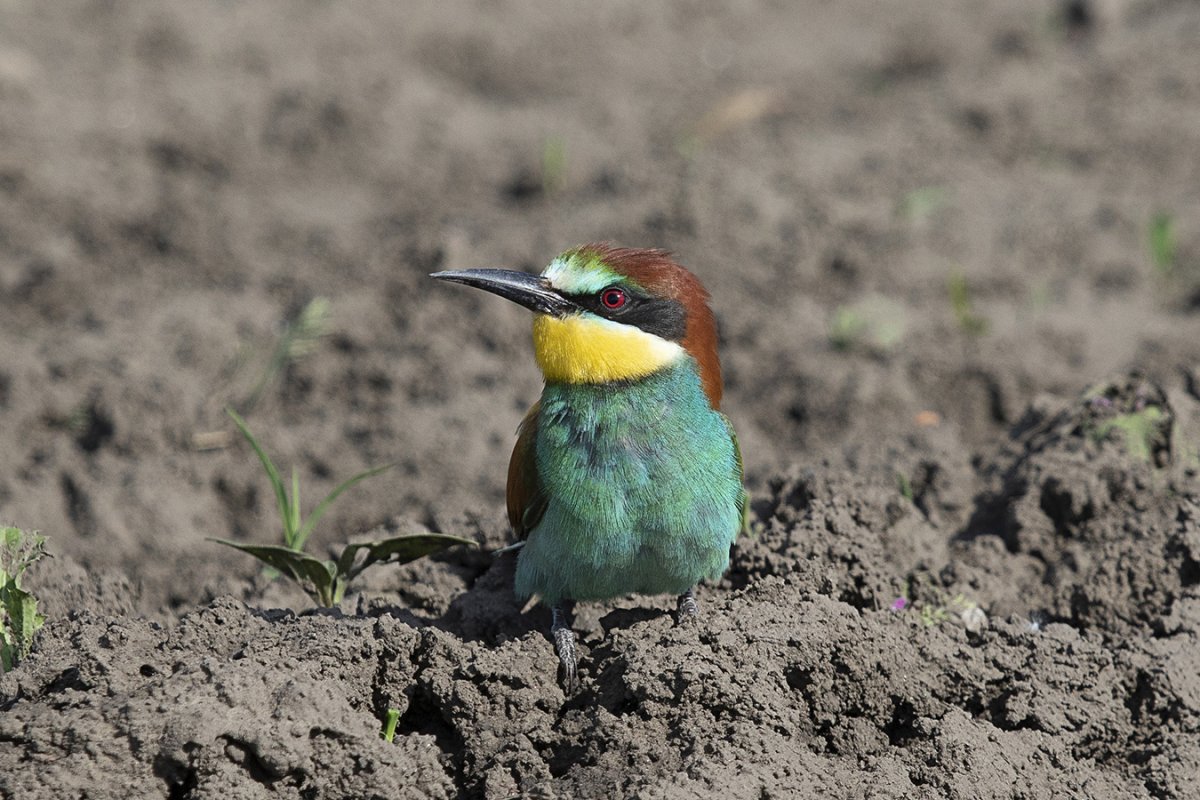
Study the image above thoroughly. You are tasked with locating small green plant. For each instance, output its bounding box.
[381,708,401,742]
[1148,212,1176,276]
[898,186,949,223]
[1083,380,1174,465]
[830,307,868,350]
[895,580,987,632]
[918,600,952,627]
[227,408,391,553]
[212,410,473,606]
[896,471,914,502]
[916,591,984,631]
[1091,405,1167,463]
[947,270,988,336]
[828,296,907,354]
[829,307,868,351]
[214,533,473,607]
[242,297,332,412]
[1,527,48,673]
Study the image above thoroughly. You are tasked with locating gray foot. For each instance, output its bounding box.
[676,588,700,625]
[551,604,579,694]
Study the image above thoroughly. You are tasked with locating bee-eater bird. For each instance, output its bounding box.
[432,243,746,692]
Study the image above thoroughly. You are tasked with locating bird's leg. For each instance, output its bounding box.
[676,587,700,624]
[551,603,579,694]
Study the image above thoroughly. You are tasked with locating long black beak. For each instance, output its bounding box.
[430,269,577,317]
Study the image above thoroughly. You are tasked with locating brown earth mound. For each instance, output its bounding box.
[3,2,1200,798]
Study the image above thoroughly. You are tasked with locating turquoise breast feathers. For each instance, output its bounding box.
[515,358,743,604]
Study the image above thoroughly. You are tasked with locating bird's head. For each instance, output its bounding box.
[433,243,723,407]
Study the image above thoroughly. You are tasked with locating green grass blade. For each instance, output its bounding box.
[294,464,394,552]
[329,573,347,606]
[947,270,988,336]
[1149,213,1176,275]
[382,708,400,742]
[288,467,302,548]
[209,538,337,606]
[336,532,475,582]
[226,409,291,541]
[241,299,331,412]
[4,584,42,660]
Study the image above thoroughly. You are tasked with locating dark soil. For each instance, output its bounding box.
[3,2,1200,798]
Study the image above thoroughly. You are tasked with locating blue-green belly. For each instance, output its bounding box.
[515,359,743,605]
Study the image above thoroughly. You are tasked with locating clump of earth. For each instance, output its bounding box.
[3,2,1200,798]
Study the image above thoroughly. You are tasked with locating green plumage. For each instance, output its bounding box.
[514,357,745,605]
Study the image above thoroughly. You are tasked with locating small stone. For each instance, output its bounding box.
[961,605,989,634]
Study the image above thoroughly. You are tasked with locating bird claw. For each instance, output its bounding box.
[554,625,579,694]
[675,589,700,625]
[551,604,579,694]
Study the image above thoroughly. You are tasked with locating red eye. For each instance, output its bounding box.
[600,287,627,310]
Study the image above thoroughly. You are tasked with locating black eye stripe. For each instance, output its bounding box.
[567,289,687,342]
[567,288,643,315]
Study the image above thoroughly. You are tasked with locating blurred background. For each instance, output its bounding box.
[1,0,1198,613]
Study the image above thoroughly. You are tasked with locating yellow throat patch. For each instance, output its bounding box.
[532,313,684,384]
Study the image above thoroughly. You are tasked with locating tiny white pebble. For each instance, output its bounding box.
[960,606,988,634]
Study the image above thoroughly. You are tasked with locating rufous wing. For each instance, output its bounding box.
[506,402,548,540]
